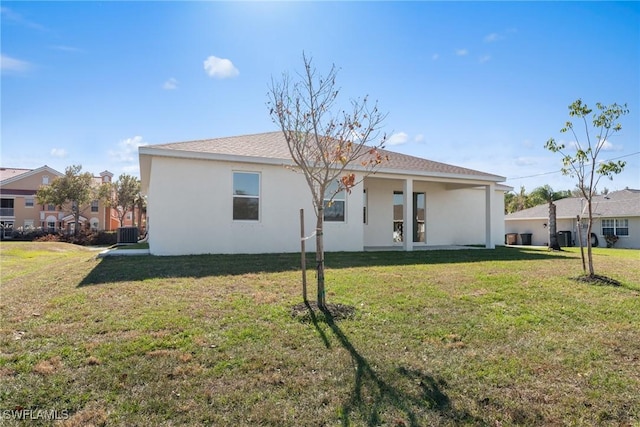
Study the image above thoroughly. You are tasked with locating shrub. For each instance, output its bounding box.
[604,235,619,248]
[33,230,117,246]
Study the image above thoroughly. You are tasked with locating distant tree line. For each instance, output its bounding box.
[504,185,611,214]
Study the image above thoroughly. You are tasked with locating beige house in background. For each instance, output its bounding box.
[505,189,640,249]
[140,131,510,256]
[0,165,129,238]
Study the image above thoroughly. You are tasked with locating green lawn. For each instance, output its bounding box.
[1,242,639,426]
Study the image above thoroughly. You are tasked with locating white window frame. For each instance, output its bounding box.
[232,171,261,221]
[323,181,346,223]
[25,197,34,208]
[602,218,629,237]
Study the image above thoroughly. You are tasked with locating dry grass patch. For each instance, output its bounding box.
[33,356,63,375]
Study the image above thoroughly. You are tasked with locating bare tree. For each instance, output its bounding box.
[545,99,628,277]
[267,53,387,308]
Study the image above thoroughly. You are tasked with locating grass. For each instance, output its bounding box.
[1,242,639,426]
[111,242,149,250]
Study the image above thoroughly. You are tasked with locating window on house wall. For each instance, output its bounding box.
[91,200,99,212]
[47,204,56,211]
[323,181,345,222]
[42,176,49,185]
[25,198,34,208]
[602,218,629,236]
[24,220,34,230]
[233,172,260,221]
[393,191,403,242]
[363,189,368,224]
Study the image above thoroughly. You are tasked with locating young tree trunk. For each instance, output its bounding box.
[300,208,308,303]
[586,200,595,277]
[548,202,561,250]
[315,209,326,309]
[576,215,586,273]
[73,205,80,237]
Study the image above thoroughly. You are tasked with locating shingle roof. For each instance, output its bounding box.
[505,189,640,219]
[0,168,31,182]
[148,131,504,181]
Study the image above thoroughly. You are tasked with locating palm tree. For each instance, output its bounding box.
[530,185,564,251]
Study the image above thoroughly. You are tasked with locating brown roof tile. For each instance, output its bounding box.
[150,131,503,180]
[0,167,31,182]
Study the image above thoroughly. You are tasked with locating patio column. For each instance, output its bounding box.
[485,183,495,249]
[403,178,413,251]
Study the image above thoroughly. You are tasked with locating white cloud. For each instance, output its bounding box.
[50,148,67,158]
[484,33,502,43]
[569,139,620,152]
[203,55,239,79]
[109,136,148,164]
[413,134,425,143]
[479,55,491,63]
[1,7,46,31]
[514,157,537,166]
[598,139,618,151]
[387,132,409,146]
[50,45,83,53]
[1,54,30,73]
[432,53,439,61]
[455,49,469,56]
[163,77,178,90]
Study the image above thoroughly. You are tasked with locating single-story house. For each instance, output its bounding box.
[504,189,640,249]
[139,131,510,256]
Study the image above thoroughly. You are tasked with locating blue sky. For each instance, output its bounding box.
[2,1,639,194]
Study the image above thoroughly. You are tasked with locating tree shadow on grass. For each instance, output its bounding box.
[305,303,482,426]
[79,247,571,286]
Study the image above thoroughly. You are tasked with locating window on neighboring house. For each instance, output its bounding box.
[233,172,260,221]
[24,220,34,230]
[25,198,34,208]
[42,176,49,185]
[602,218,629,236]
[47,204,56,211]
[91,200,99,212]
[0,198,14,216]
[323,181,345,222]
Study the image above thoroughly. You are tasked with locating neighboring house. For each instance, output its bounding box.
[504,189,640,249]
[0,165,122,238]
[139,131,510,256]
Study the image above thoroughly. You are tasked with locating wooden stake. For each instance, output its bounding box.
[300,209,307,302]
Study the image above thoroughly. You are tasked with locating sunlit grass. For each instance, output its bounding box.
[1,242,638,426]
